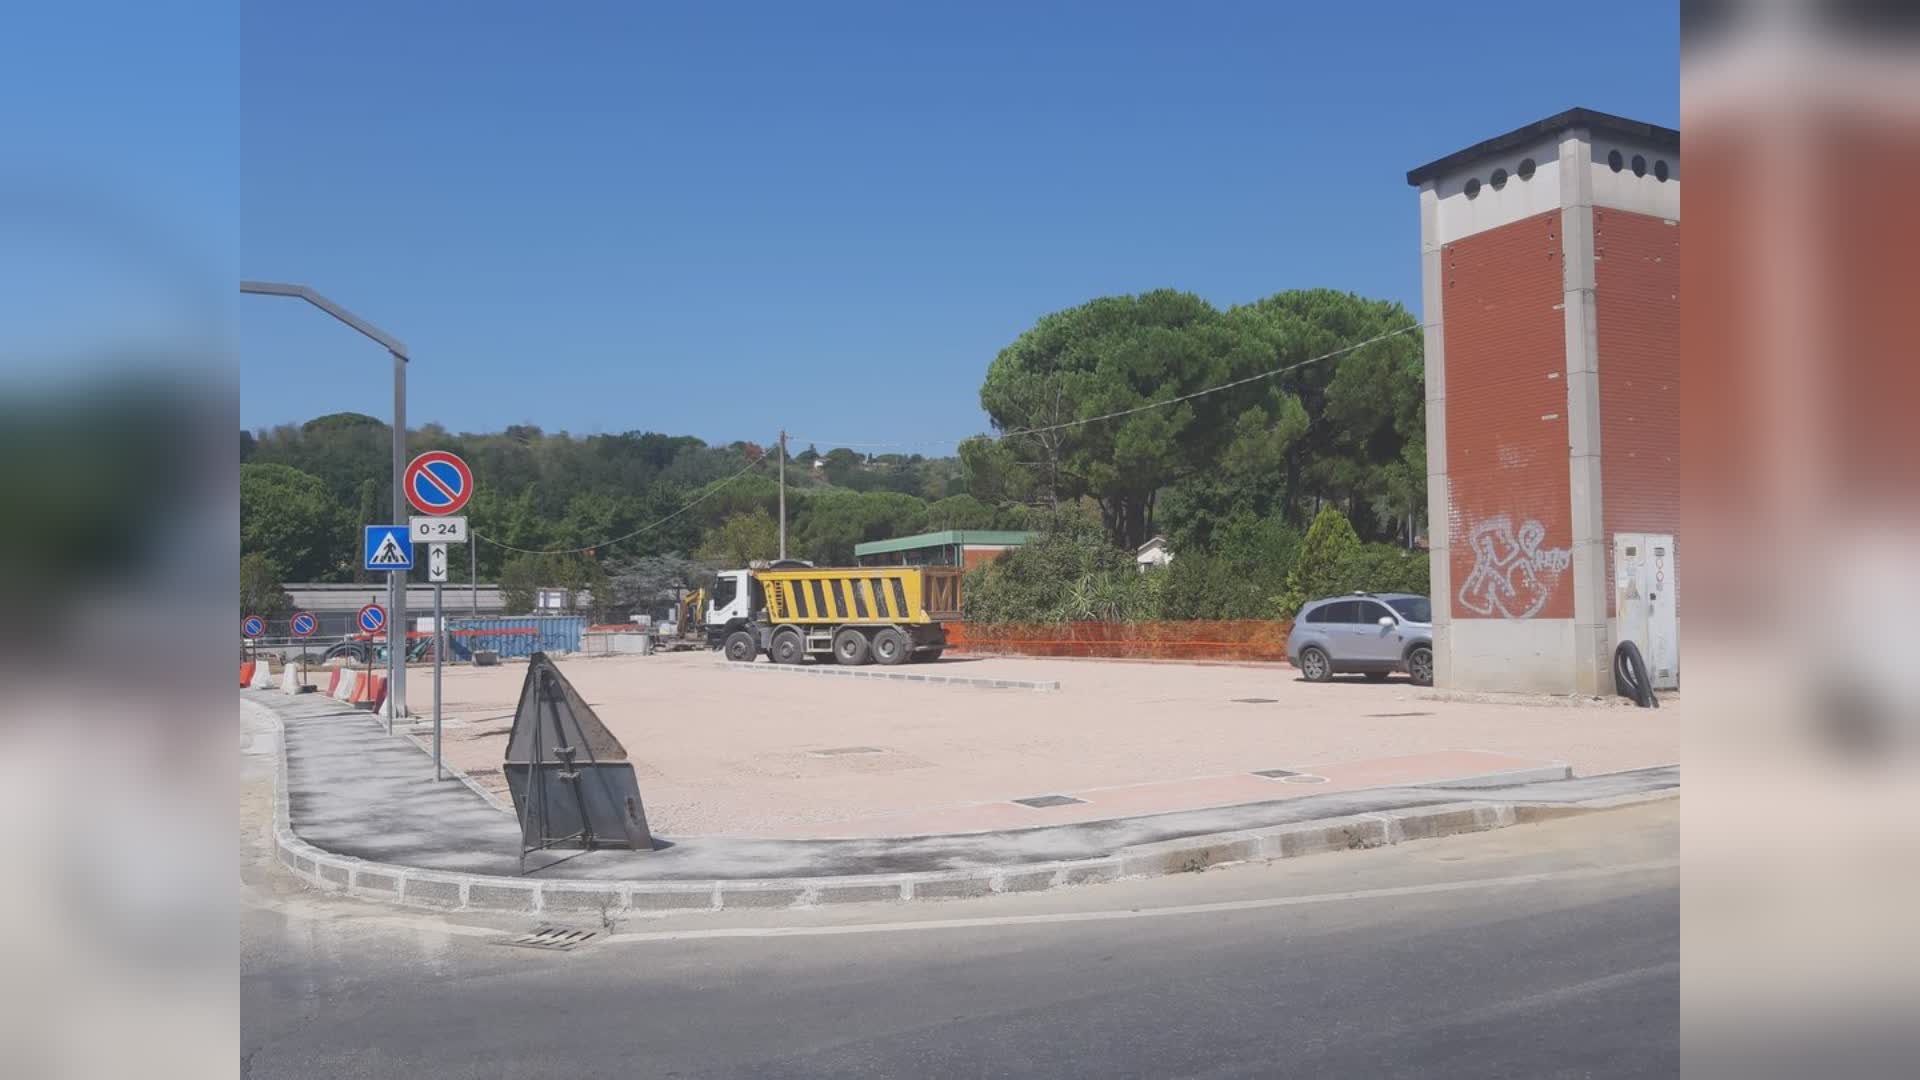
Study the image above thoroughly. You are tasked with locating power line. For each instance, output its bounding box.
[472,452,768,556]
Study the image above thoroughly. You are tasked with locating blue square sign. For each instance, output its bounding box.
[363,525,414,571]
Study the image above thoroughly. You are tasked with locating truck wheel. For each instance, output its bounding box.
[771,630,805,665]
[723,631,756,663]
[871,628,909,666]
[832,628,872,666]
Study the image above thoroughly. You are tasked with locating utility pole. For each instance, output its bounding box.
[777,429,788,561]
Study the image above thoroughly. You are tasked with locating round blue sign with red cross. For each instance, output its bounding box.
[242,614,264,638]
[404,450,474,515]
[289,611,317,638]
[357,603,387,635]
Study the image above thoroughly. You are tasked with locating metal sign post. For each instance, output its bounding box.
[428,542,449,780]
[405,449,473,783]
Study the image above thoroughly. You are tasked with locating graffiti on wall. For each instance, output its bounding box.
[1457,515,1572,619]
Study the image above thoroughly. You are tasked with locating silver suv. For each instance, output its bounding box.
[1287,592,1434,686]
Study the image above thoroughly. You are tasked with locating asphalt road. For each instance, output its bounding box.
[242,738,1678,1079]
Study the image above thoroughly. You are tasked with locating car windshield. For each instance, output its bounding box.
[1387,596,1432,623]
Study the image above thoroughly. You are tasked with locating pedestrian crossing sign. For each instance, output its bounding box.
[363,525,414,571]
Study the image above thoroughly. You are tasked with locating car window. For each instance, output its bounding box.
[1356,601,1396,623]
[1307,600,1358,624]
[1386,596,1432,623]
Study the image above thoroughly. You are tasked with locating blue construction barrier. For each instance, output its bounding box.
[446,616,586,659]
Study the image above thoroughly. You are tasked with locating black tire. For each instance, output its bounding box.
[1613,640,1658,707]
[872,627,910,666]
[1406,645,1434,687]
[1364,670,1390,682]
[1298,646,1332,683]
[833,628,872,666]
[770,630,805,665]
[910,648,944,663]
[723,630,757,663]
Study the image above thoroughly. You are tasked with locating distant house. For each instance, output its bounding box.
[1136,535,1174,571]
[853,529,1034,569]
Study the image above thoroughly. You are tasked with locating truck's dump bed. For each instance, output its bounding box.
[759,566,964,625]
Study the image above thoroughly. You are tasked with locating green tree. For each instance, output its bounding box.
[239,552,291,618]
[925,494,998,530]
[240,463,346,581]
[697,509,780,565]
[962,508,1159,624]
[1273,506,1364,618]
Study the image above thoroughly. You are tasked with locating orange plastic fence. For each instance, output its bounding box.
[947,620,1295,662]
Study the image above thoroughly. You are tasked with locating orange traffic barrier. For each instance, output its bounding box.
[240,661,256,688]
[351,673,389,710]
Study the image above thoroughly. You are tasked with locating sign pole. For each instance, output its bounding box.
[433,580,444,781]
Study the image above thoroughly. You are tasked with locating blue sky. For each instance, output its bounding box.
[239,2,1677,449]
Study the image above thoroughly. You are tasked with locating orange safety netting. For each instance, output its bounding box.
[946,620,1295,662]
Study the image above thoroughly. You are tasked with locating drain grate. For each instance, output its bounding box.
[1012,794,1085,809]
[1280,774,1329,785]
[1364,711,1434,718]
[1252,768,1301,778]
[503,927,597,952]
[809,745,886,757]
[1232,697,1278,704]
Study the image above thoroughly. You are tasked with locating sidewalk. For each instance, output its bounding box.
[248,690,1678,915]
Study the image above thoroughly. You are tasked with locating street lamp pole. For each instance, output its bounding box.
[241,281,410,720]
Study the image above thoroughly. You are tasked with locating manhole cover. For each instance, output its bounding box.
[503,927,597,952]
[809,746,886,757]
[1364,711,1435,718]
[1232,697,1278,704]
[1012,794,1086,809]
[1252,768,1300,778]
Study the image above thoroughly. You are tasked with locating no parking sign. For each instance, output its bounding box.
[242,614,264,638]
[357,603,388,635]
[289,611,317,638]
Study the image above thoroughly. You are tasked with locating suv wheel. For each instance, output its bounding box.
[1407,645,1434,687]
[1299,646,1332,683]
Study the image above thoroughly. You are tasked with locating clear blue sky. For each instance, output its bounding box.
[239,1,1677,449]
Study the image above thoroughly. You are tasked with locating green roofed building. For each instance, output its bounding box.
[853,530,1033,569]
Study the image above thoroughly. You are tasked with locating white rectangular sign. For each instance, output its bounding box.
[427,543,450,583]
[409,515,468,543]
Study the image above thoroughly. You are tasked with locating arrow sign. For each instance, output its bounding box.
[404,450,474,516]
[289,611,317,638]
[364,525,415,571]
[242,614,264,638]
[357,603,388,634]
[427,543,449,583]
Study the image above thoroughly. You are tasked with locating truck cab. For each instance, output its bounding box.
[704,569,760,646]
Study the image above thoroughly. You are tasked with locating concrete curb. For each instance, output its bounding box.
[253,697,1674,918]
[721,659,1061,692]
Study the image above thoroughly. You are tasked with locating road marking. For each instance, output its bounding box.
[605,858,1678,945]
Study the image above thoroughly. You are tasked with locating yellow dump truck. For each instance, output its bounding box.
[704,562,963,665]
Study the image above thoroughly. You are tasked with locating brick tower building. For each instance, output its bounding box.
[1408,108,1679,695]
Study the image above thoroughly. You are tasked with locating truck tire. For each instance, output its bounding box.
[723,631,756,663]
[771,630,805,665]
[871,627,909,666]
[832,628,872,666]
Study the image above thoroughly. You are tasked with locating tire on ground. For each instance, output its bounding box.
[1298,645,1332,683]
[871,627,910,666]
[771,630,805,665]
[1406,645,1434,687]
[832,627,872,666]
[723,630,757,663]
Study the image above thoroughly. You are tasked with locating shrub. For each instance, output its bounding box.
[1272,507,1363,617]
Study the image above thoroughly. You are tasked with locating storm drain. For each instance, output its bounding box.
[1232,697,1278,704]
[1012,794,1086,809]
[503,927,597,952]
[1364,711,1434,718]
[809,746,887,757]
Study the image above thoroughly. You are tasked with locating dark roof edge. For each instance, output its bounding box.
[1405,108,1680,186]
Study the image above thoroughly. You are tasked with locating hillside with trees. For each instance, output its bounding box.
[240,288,1427,619]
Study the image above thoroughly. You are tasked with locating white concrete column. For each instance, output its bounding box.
[1417,181,1453,687]
[1558,129,1611,695]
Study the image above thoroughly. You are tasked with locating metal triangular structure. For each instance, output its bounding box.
[503,652,653,870]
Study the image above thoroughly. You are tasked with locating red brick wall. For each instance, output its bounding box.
[1443,211,1575,621]
[1594,208,1681,615]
